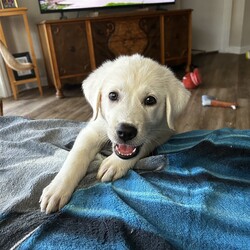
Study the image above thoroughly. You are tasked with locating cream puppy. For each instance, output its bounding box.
[40,54,190,213]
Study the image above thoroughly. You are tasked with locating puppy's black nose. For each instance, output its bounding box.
[116,123,137,142]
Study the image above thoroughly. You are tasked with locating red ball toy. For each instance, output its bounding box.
[182,68,202,89]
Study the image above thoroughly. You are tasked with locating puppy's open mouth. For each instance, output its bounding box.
[114,144,140,159]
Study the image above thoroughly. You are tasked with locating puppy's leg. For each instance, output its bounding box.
[97,142,158,182]
[40,121,107,214]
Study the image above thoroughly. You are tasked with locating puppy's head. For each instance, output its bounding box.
[83,54,190,159]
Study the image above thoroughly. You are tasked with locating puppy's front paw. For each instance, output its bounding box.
[97,154,132,182]
[40,180,74,214]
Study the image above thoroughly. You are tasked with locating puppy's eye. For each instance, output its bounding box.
[144,96,157,106]
[109,92,119,101]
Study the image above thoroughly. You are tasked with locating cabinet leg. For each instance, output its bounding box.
[56,89,64,99]
[185,64,191,73]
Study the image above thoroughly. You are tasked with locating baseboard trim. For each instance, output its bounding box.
[221,45,250,54]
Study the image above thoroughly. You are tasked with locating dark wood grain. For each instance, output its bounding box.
[91,16,161,66]
[51,22,91,76]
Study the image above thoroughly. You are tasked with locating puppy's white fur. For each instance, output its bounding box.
[40,54,190,213]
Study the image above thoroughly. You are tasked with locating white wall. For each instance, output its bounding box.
[180,0,250,53]
[0,57,11,97]
[229,0,250,53]
[242,0,250,47]
[180,0,225,52]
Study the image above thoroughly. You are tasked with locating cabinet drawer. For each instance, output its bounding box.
[164,14,189,63]
[91,16,161,66]
[51,22,91,76]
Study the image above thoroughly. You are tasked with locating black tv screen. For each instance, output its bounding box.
[38,0,176,13]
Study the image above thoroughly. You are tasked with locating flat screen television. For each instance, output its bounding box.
[38,1,176,14]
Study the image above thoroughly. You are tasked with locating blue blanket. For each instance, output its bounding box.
[0,117,250,249]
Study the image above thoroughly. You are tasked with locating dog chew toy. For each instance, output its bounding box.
[182,68,202,89]
[202,95,237,110]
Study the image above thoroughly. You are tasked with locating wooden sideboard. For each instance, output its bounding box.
[38,9,192,98]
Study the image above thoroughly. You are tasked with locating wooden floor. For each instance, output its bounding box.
[2,53,250,133]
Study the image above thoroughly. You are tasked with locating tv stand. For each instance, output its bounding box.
[38,9,192,98]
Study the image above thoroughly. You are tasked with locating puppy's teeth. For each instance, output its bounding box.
[116,144,136,155]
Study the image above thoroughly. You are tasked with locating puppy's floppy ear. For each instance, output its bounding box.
[165,77,190,131]
[82,61,112,120]
[82,75,102,120]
